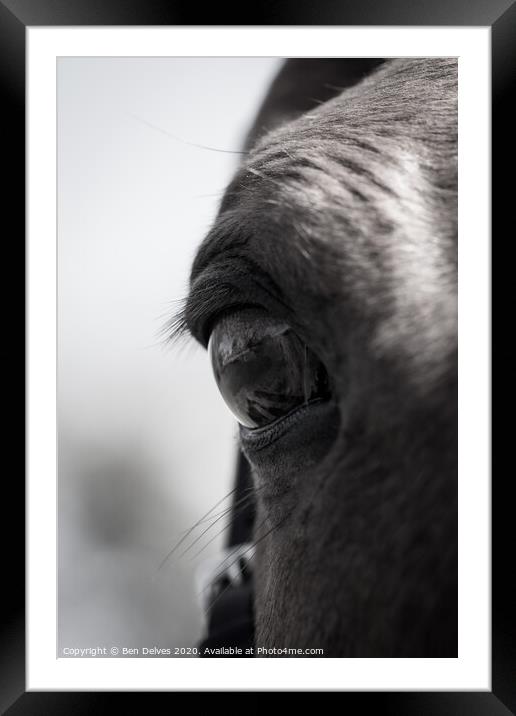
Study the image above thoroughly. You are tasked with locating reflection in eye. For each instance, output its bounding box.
[208,308,331,429]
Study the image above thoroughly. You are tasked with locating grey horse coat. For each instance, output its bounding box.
[179,58,457,657]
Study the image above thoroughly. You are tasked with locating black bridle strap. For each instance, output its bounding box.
[228,452,256,548]
[198,452,256,657]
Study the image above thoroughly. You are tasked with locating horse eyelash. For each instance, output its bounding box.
[159,296,190,346]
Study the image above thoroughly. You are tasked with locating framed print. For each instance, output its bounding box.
[0,0,508,711]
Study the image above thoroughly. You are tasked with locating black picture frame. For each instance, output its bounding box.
[1,0,506,711]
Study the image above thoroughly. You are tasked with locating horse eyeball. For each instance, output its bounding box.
[208,308,331,429]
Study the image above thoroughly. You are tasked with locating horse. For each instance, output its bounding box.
[173,58,457,657]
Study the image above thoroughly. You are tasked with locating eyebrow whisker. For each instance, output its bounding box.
[129,112,248,155]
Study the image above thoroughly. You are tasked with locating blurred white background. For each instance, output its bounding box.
[58,57,281,655]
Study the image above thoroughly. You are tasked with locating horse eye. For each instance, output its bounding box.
[208,308,331,429]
